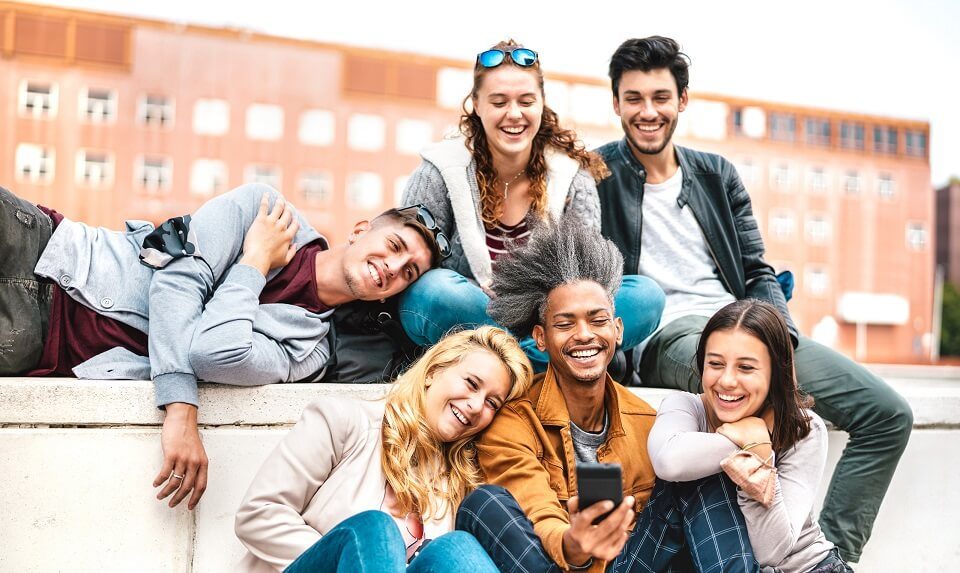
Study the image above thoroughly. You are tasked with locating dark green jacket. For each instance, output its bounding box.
[596,138,798,345]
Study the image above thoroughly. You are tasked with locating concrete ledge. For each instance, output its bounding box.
[2,372,957,427]
[2,372,959,572]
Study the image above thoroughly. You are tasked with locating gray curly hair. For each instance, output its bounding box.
[488,218,624,338]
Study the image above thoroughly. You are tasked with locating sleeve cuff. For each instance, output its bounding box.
[153,372,200,408]
[226,263,268,295]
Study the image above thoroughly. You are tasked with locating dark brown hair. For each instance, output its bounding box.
[371,208,441,269]
[696,299,812,453]
[460,39,608,229]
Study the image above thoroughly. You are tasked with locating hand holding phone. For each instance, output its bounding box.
[562,462,634,566]
[576,462,623,524]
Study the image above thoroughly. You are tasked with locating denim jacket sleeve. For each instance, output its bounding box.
[148,183,320,407]
[724,162,800,346]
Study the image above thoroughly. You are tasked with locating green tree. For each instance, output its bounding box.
[941,281,960,357]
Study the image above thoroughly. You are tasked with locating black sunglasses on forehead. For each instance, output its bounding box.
[396,204,451,260]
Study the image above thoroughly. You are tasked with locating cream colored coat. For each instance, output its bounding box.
[234,397,454,572]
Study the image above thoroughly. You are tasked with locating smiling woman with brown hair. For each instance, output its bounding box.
[398,40,664,373]
[233,326,532,572]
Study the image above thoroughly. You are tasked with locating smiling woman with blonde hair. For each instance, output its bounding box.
[398,39,664,374]
[234,326,532,572]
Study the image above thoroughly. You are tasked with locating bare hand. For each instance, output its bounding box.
[562,494,635,566]
[153,403,208,510]
[717,416,771,448]
[240,194,299,276]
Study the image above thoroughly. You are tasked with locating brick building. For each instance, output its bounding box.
[0,2,934,362]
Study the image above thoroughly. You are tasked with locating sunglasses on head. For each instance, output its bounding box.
[397,204,451,260]
[476,48,538,69]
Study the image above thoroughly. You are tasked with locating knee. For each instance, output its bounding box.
[341,510,402,539]
[427,530,482,552]
[883,391,914,446]
[618,276,666,322]
[456,485,514,530]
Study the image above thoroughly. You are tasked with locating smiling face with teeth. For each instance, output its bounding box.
[701,327,771,426]
[613,68,688,162]
[422,349,512,442]
[473,66,544,165]
[533,280,623,387]
[340,220,434,302]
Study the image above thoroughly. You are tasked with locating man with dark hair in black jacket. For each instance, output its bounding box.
[594,36,912,564]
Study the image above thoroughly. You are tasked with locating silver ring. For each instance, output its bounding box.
[172,473,184,480]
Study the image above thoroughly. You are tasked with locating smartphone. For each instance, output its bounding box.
[576,462,623,525]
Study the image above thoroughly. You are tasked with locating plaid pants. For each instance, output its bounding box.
[456,475,758,573]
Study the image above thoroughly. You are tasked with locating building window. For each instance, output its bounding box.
[843,171,861,194]
[80,88,117,123]
[805,266,829,297]
[246,104,284,141]
[193,99,230,136]
[769,210,796,240]
[75,150,114,188]
[906,222,927,250]
[244,164,281,189]
[731,108,744,134]
[905,130,927,157]
[437,67,474,110]
[347,172,383,209]
[299,110,336,146]
[300,171,333,203]
[15,144,55,184]
[138,95,174,127]
[769,112,796,142]
[396,119,433,155]
[734,159,759,185]
[840,122,865,150]
[136,156,172,194]
[877,174,896,199]
[771,163,792,190]
[804,118,831,146]
[805,215,831,244]
[190,159,228,196]
[19,81,58,119]
[808,167,828,192]
[347,114,386,151]
[873,126,898,154]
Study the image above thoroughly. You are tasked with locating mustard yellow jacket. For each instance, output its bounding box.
[477,366,658,572]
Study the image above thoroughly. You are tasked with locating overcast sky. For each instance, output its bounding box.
[34,0,960,186]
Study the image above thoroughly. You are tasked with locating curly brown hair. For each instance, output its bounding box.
[460,39,609,229]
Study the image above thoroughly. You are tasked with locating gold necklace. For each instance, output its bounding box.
[501,170,526,200]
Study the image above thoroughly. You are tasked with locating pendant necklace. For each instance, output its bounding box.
[502,170,526,200]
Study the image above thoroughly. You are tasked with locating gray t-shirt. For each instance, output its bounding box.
[647,393,834,573]
[635,167,735,357]
[570,412,609,464]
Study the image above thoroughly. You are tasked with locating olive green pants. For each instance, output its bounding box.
[639,315,913,562]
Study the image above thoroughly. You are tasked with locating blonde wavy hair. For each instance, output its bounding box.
[380,326,532,520]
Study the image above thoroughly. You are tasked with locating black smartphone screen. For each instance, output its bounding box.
[576,462,623,525]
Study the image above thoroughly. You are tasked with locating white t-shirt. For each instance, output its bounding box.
[635,167,735,356]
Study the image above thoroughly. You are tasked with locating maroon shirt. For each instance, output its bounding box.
[485,218,531,261]
[29,209,329,376]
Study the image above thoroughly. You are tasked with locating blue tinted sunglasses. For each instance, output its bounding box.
[477,48,538,68]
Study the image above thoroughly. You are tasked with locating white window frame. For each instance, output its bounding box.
[138,94,175,128]
[193,99,231,136]
[804,215,831,244]
[15,144,56,184]
[75,150,115,189]
[808,167,828,193]
[347,172,383,209]
[347,114,386,152]
[190,159,228,197]
[79,87,118,124]
[18,81,59,119]
[877,174,896,199]
[906,222,927,251]
[395,119,433,155]
[804,266,830,297]
[771,163,792,191]
[843,171,861,194]
[299,109,336,146]
[135,155,173,194]
[769,210,796,240]
[245,104,285,141]
[300,170,334,204]
[244,164,282,190]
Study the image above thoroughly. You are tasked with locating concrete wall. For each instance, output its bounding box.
[1,371,958,572]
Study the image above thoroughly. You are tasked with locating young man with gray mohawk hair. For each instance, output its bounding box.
[456,218,760,572]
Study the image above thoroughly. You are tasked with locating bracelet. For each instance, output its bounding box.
[741,441,772,452]
[568,557,594,571]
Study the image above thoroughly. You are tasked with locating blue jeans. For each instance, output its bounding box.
[399,269,665,372]
[456,476,758,573]
[284,510,498,573]
[0,186,53,374]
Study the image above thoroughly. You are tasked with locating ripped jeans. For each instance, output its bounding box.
[0,186,53,374]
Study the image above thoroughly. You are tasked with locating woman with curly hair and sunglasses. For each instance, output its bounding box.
[234,326,532,572]
[398,40,664,372]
